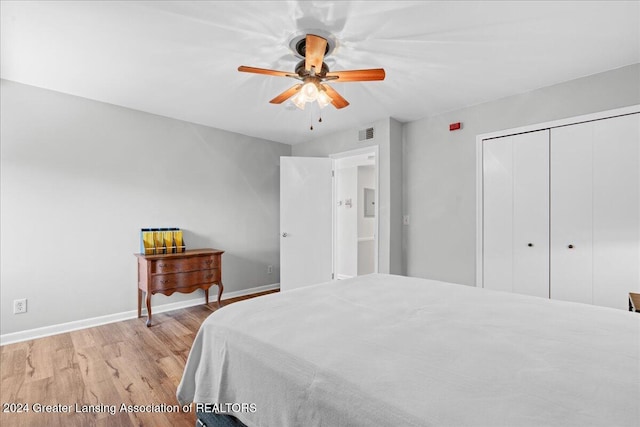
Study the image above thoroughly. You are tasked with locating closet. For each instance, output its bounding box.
[481,111,639,310]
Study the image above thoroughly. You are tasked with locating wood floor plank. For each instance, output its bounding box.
[1,347,26,380]
[74,346,124,424]
[0,289,277,427]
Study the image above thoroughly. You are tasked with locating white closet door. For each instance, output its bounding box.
[551,113,640,308]
[592,114,640,309]
[550,123,594,305]
[512,131,550,297]
[483,130,549,297]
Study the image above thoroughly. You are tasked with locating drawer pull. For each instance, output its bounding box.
[159,279,171,284]
[158,263,169,268]
[205,274,214,280]
[205,259,213,265]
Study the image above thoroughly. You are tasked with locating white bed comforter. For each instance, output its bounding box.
[177,274,640,427]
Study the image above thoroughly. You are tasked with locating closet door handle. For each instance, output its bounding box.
[527,243,534,247]
[568,244,574,249]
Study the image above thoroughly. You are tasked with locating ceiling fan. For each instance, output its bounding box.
[238,34,385,110]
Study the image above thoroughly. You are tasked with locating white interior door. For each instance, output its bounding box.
[483,130,549,297]
[280,157,333,291]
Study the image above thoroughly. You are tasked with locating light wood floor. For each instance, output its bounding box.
[0,290,277,427]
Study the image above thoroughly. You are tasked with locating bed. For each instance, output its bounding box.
[177,274,640,427]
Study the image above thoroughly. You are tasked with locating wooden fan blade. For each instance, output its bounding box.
[305,34,327,73]
[269,84,302,104]
[321,84,349,109]
[238,66,293,78]
[325,68,386,82]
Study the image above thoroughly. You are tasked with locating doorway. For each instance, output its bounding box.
[332,148,378,279]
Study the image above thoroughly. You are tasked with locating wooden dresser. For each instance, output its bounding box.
[135,248,224,326]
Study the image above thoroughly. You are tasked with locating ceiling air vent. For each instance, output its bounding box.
[358,127,375,141]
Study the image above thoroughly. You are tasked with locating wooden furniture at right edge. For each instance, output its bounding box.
[630,293,640,313]
[136,248,224,326]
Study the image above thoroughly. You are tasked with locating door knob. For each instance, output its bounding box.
[282,232,288,237]
[527,243,533,247]
[568,244,574,249]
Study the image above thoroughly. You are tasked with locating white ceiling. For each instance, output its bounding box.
[1,1,638,145]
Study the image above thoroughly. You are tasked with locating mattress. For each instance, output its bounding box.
[177,274,640,426]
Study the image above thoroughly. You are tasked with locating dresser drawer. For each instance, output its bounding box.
[151,268,220,292]
[152,255,219,274]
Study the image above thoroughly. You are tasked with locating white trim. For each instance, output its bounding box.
[329,145,380,160]
[476,133,484,289]
[0,283,280,346]
[336,274,354,280]
[477,105,640,142]
[475,104,640,289]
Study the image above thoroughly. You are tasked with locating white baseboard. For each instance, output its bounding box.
[0,283,280,346]
[336,274,354,280]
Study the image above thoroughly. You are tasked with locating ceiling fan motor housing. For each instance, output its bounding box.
[295,60,329,77]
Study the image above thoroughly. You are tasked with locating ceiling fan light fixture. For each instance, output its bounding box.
[291,92,307,110]
[317,90,332,108]
[301,82,319,102]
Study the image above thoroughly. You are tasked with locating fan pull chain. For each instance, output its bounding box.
[316,100,323,124]
[309,107,314,130]
[306,103,325,131]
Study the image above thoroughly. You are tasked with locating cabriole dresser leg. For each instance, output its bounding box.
[217,282,224,308]
[146,293,152,327]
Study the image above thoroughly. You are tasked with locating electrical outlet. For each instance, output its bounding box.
[267,265,273,274]
[13,298,27,314]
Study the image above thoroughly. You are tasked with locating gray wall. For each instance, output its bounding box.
[291,117,403,275]
[0,79,290,335]
[4,62,637,335]
[403,64,640,286]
